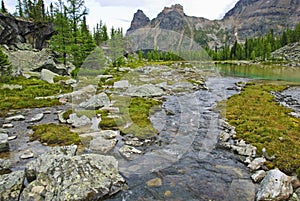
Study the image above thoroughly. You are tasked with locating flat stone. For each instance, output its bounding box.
[2,124,13,128]
[67,114,91,128]
[20,150,34,159]
[89,137,117,154]
[251,170,266,183]
[8,136,17,141]
[1,84,22,90]
[114,80,129,89]
[79,93,110,109]
[43,110,52,114]
[80,131,118,154]
[28,113,44,122]
[5,115,25,122]
[125,84,164,97]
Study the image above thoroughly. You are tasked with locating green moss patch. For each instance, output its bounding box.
[0,77,72,116]
[99,96,161,139]
[223,82,300,174]
[29,123,81,145]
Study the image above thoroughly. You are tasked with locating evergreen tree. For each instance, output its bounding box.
[1,0,7,13]
[50,0,72,66]
[66,0,87,44]
[17,0,23,17]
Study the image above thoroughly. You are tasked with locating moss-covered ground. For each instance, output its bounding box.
[29,123,81,145]
[99,96,161,139]
[221,81,300,175]
[0,77,72,116]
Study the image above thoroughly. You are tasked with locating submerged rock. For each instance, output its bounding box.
[0,170,25,201]
[21,145,126,201]
[256,169,293,201]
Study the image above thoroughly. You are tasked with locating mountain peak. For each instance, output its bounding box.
[127,9,150,32]
[162,4,184,15]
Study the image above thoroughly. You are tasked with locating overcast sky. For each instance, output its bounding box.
[6,0,239,32]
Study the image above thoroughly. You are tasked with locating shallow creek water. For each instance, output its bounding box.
[107,77,258,201]
[1,64,300,200]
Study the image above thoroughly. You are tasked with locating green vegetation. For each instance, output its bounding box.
[99,96,161,139]
[29,123,81,145]
[0,77,71,116]
[207,23,300,61]
[0,46,12,83]
[62,109,109,120]
[222,82,300,174]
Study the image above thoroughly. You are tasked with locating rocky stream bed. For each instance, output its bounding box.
[0,64,300,201]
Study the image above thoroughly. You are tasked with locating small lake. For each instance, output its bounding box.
[215,64,300,82]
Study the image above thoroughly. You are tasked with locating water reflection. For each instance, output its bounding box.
[216,64,300,82]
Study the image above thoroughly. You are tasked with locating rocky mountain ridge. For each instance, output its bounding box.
[0,13,54,50]
[127,0,300,48]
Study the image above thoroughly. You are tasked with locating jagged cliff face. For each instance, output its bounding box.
[223,0,300,41]
[127,1,300,48]
[0,13,54,50]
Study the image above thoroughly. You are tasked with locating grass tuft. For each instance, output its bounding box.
[29,123,81,145]
[222,82,300,174]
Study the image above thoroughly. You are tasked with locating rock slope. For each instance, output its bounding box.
[127,0,300,48]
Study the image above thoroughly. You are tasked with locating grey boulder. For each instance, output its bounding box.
[21,145,126,201]
[0,170,25,201]
[256,169,293,201]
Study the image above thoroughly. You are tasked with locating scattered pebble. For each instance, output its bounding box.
[20,150,34,159]
[2,124,14,128]
[8,136,17,141]
[146,177,162,187]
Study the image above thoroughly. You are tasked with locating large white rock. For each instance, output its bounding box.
[79,93,110,109]
[40,69,59,84]
[256,169,293,201]
[21,145,126,200]
[113,80,129,89]
[67,113,91,128]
